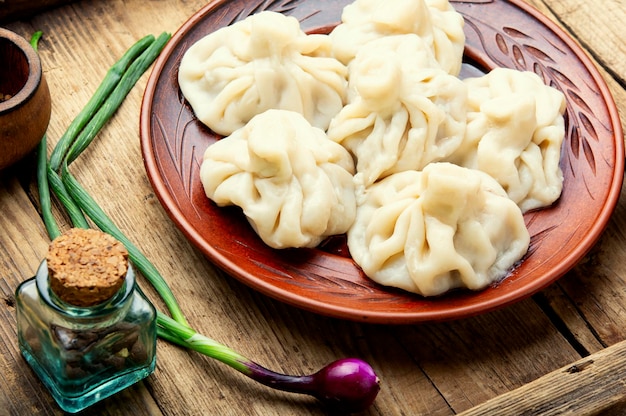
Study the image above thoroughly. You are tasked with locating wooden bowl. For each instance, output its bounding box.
[0,28,51,170]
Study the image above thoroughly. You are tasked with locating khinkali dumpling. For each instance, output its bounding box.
[327,34,467,188]
[329,0,465,75]
[446,68,566,212]
[179,11,348,136]
[348,163,530,297]
[200,110,356,249]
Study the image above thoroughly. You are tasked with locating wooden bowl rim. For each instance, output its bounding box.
[0,28,43,115]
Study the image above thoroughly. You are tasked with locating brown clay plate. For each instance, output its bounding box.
[140,0,624,324]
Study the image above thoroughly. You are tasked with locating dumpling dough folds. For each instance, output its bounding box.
[329,0,465,75]
[327,34,467,187]
[200,110,356,249]
[179,11,348,136]
[348,163,530,297]
[446,68,566,212]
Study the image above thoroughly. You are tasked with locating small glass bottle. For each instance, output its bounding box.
[15,228,157,413]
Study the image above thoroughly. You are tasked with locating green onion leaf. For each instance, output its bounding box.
[156,312,249,374]
[61,166,188,326]
[47,167,89,229]
[49,35,156,171]
[30,30,380,412]
[63,32,170,167]
[36,136,61,239]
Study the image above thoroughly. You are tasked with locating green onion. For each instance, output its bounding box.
[61,167,188,326]
[32,33,60,239]
[63,32,170,167]
[29,31,43,50]
[156,312,249,373]
[36,136,61,239]
[36,31,187,326]
[156,313,380,413]
[48,35,156,172]
[32,30,380,413]
[47,167,89,229]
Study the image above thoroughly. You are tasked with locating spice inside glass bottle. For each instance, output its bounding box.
[15,228,157,413]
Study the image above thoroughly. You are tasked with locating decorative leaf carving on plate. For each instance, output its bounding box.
[272,260,384,296]
[461,12,607,190]
[502,26,530,39]
[151,83,205,218]
[229,0,300,25]
[228,0,322,26]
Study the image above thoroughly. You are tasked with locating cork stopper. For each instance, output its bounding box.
[46,228,129,307]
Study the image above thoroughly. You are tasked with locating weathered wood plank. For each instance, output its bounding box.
[395,300,581,413]
[539,0,626,351]
[458,339,626,416]
[544,0,626,85]
[533,285,605,355]
[524,0,626,353]
[523,0,626,136]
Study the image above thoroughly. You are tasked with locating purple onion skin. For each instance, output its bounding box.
[246,358,380,413]
[311,358,381,413]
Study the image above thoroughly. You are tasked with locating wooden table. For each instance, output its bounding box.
[1,0,625,414]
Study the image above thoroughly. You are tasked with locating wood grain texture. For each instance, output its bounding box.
[0,0,624,415]
[524,0,626,135]
[458,339,626,416]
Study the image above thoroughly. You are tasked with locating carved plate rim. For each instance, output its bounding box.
[140,0,625,324]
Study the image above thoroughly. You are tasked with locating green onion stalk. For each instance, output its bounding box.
[47,34,156,172]
[31,33,60,240]
[33,32,380,413]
